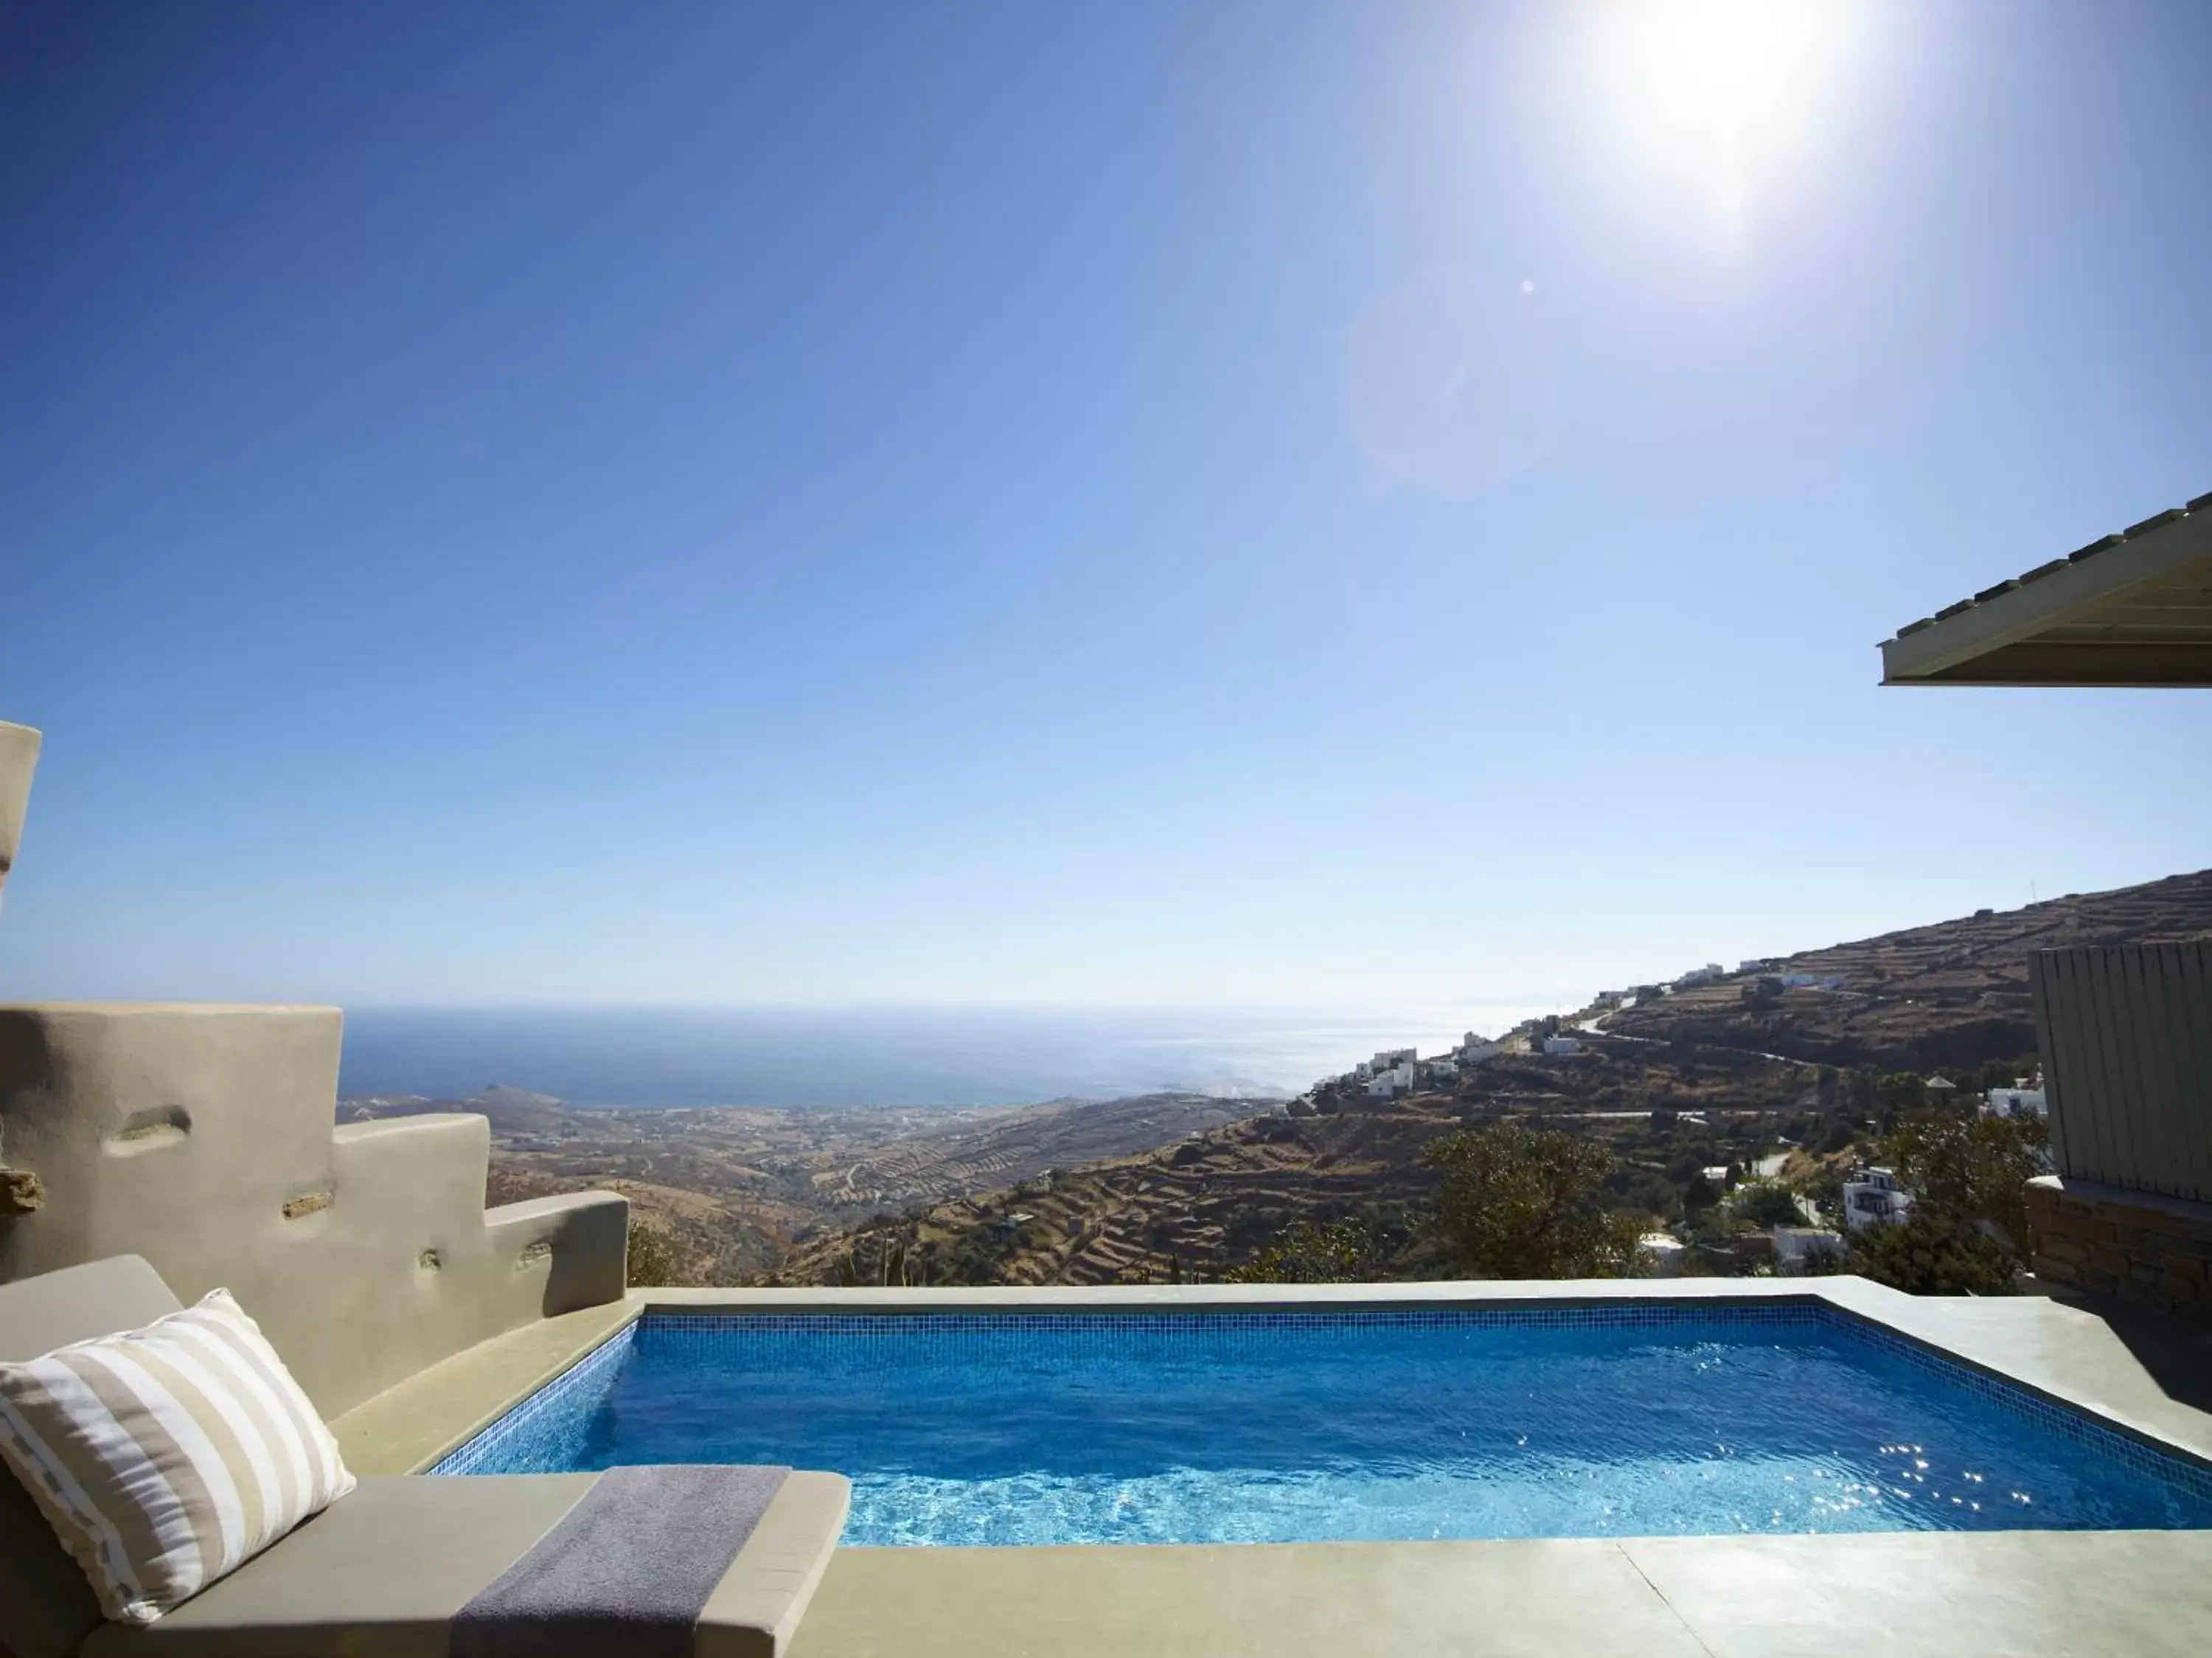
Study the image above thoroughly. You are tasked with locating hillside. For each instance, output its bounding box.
[811,1091,1254,1208]
[772,1102,1460,1287]
[773,1041,1822,1286]
[483,1164,790,1286]
[347,870,2212,1287]
[341,1086,1256,1285]
[780,868,2212,1286]
[1602,868,2212,1069]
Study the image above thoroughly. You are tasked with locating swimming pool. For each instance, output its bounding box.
[432,1305,2212,1545]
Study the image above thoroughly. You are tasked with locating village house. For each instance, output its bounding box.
[1841,1167,1916,1233]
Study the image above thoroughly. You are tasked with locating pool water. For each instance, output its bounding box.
[434,1308,2212,1546]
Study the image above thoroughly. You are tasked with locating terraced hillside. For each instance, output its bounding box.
[772,1100,1465,1287]
[344,1086,1257,1285]
[780,868,2212,1285]
[808,1092,1251,1210]
[484,1163,788,1285]
[773,1040,1828,1285]
[1603,869,2212,1071]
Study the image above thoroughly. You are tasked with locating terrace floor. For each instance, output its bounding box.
[333,1278,2212,1658]
[790,1530,2212,1658]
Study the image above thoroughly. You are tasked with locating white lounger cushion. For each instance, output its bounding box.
[0,1288,355,1624]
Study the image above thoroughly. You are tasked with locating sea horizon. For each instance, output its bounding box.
[333,1002,1563,1111]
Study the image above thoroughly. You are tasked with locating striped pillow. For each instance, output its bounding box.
[0,1287,355,1625]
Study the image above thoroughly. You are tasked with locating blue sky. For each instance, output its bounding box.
[3,0,2208,1014]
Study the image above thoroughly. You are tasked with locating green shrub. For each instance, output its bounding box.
[1731,1182,1801,1229]
[1223,1220,1385,1284]
[1424,1123,1641,1279]
[1882,1109,2048,1247]
[1848,1215,2020,1297]
[625,1223,676,1288]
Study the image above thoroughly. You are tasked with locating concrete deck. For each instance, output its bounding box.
[330,1278,2212,1657]
[790,1530,2212,1657]
[333,1297,636,1474]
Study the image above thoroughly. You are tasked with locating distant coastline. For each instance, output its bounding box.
[334,1003,1556,1109]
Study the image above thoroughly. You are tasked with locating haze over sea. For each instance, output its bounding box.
[334,1005,1553,1110]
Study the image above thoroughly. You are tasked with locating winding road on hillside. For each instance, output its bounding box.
[1579,1007,1809,1069]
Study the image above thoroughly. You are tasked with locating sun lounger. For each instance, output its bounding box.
[1,1257,849,1658]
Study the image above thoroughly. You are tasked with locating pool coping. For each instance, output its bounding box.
[332,1276,2212,1480]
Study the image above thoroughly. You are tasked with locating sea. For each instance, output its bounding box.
[333,1004,1557,1110]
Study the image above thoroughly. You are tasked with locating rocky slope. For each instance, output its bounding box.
[1602,868,2212,1070]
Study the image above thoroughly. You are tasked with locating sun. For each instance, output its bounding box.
[1585,0,1857,235]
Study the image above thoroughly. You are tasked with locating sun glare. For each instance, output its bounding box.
[1588,0,1856,237]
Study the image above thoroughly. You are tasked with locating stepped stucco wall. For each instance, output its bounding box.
[0,721,37,906]
[0,721,628,1415]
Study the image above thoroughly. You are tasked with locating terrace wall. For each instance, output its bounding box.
[0,722,630,1415]
[2025,1174,2212,1324]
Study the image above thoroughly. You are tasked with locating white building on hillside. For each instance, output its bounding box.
[1677,963,1727,988]
[1371,1047,1416,1071]
[1842,1167,1914,1233]
[1983,1085,2048,1119]
[1365,1061,1416,1099]
[1772,1227,1847,1275]
[1541,1035,1581,1056]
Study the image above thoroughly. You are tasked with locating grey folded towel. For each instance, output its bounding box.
[451,1464,791,1658]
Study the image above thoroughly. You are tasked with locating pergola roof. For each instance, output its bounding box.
[1880,491,2212,687]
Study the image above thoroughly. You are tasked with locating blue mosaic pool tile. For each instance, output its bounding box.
[431,1321,637,1475]
[633,1303,1824,1339]
[1821,1311,2212,1503]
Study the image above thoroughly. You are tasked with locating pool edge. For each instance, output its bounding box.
[378,1277,2212,1480]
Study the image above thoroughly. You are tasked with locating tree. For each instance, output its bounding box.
[1682,1170,1719,1214]
[1224,1219,1386,1284]
[625,1222,675,1288]
[1424,1123,1641,1279]
[1875,1072,1927,1119]
[1731,1182,1801,1229]
[1850,1214,2019,1296]
[1882,1108,2048,1247]
[1847,1066,1879,1117]
[832,1232,927,1286]
[1839,1106,2049,1297]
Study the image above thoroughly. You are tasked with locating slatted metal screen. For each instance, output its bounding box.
[2031,943,2212,1203]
